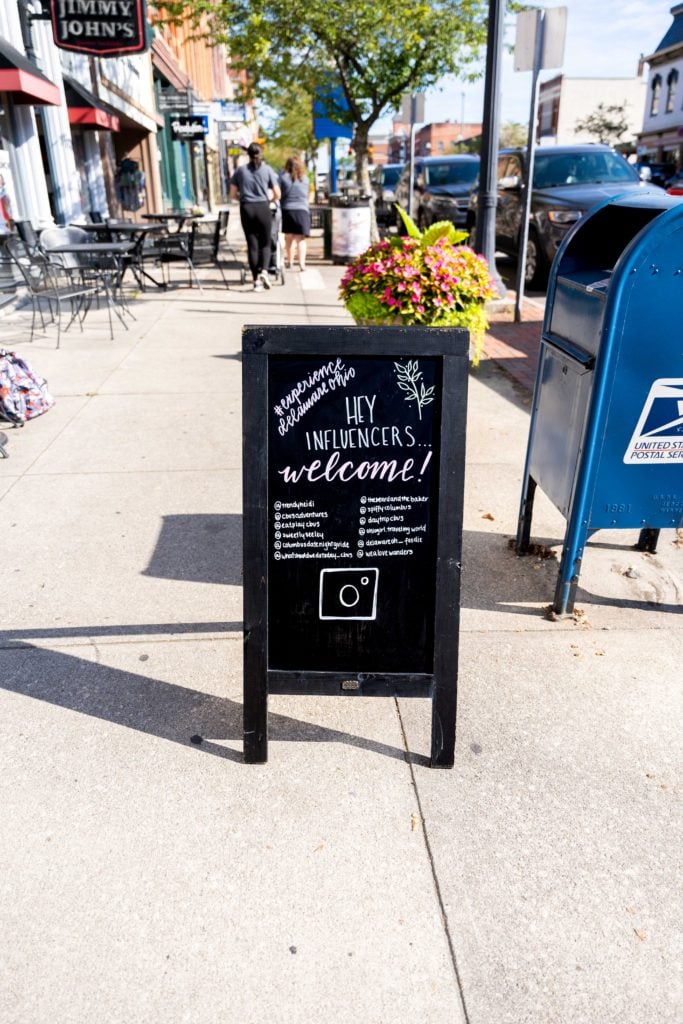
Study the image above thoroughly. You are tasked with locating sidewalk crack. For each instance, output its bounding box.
[395,696,471,1024]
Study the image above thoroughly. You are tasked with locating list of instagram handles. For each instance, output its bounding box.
[271,356,436,621]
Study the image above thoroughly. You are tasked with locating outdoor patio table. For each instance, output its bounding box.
[142,211,202,232]
[48,240,135,258]
[47,240,136,320]
[69,222,165,240]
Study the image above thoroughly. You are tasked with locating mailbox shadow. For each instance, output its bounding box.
[143,514,242,586]
[462,529,556,614]
[462,528,682,615]
[0,642,419,765]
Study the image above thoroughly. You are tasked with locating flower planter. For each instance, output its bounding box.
[339,218,496,366]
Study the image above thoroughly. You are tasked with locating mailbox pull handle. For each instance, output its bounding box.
[585,277,611,293]
[544,332,596,370]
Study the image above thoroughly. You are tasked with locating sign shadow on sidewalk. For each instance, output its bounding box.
[142,514,242,586]
[0,644,421,765]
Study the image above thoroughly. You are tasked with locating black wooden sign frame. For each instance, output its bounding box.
[242,326,469,767]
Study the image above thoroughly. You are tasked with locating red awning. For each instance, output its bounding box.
[0,38,60,106]
[64,76,120,132]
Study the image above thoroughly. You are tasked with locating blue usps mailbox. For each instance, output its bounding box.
[516,192,683,613]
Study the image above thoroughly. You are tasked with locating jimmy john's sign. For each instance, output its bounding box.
[50,0,148,57]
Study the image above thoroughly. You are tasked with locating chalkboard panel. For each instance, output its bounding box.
[243,326,469,767]
[268,355,441,672]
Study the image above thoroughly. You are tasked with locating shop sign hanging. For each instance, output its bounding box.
[49,0,149,57]
[157,90,191,114]
[170,115,209,141]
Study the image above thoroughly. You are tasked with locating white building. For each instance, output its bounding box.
[638,2,683,169]
[537,75,646,147]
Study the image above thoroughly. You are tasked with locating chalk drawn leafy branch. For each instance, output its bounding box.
[394,360,435,420]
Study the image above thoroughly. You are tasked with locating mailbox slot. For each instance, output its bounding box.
[550,203,662,357]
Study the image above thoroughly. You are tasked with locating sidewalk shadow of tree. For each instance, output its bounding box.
[143,514,242,586]
[0,643,421,765]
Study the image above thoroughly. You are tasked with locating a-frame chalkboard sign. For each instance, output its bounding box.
[242,326,469,767]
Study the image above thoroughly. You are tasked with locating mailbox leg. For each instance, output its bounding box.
[516,475,537,554]
[635,528,660,554]
[553,519,588,615]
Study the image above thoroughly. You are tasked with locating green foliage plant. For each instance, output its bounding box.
[339,206,496,365]
[157,0,492,194]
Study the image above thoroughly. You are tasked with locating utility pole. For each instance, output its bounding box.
[408,94,417,220]
[474,0,506,297]
[513,14,545,323]
[512,6,567,320]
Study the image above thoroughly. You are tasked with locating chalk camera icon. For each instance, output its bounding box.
[319,568,379,621]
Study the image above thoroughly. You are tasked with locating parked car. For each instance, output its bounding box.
[371,162,404,225]
[634,161,676,188]
[395,155,480,230]
[666,175,683,195]
[468,145,659,289]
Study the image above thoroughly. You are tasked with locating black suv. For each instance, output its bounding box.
[468,145,657,289]
[396,155,480,229]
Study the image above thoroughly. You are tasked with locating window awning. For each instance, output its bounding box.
[0,38,61,106]
[152,37,192,93]
[63,75,120,132]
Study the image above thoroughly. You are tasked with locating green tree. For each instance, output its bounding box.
[160,0,492,192]
[575,102,630,145]
[499,121,527,147]
[262,84,318,169]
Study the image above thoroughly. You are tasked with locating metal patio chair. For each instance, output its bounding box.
[188,219,228,286]
[146,229,203,290]
[214,209,242,285]
[4,236,101,348]
[14,221,41,255]
[40,226,130,336]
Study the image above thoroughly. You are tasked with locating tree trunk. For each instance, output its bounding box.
[352,125,379,241]
[352,126,372,195]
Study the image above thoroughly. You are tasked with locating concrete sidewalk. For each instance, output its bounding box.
[0,229,680,1024]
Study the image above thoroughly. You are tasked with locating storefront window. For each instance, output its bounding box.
[666,69,678,113]
[650,74,662,117]
[71,132,90,213]
[0,119,17,235]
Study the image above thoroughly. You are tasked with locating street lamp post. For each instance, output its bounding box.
[474,0,506,298]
